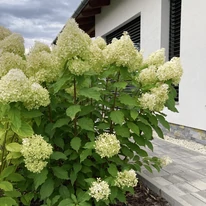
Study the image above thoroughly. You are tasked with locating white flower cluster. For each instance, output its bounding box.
[21,134,53,173]
[0,68,50,110]
[89,178,111,202]
[159,156,173,167]
[95,133,120,158]
[0,26,12,41]
[157,57,183,85]
[0,33,25,57]
[144,48,165,67]
[138,65,157,85]
[29,41,51,54]
[114,169,138,188]
[139,84,169,111]
[103,32,143,72]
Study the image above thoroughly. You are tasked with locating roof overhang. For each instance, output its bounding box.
[53,0,110,44]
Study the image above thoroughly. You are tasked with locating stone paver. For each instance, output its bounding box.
[138,137,206,206]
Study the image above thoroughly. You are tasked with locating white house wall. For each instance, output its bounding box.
[165,0,206,131]
[95,0,162,57]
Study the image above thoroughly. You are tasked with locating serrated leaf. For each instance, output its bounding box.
[70,137,81,152]
[127,122,140,135]
[52,118,69,129]
[110,110,124,125]
[79,87,101,101]
[33,168,48,190]
[58,198,74,206]
[83,142,94,149]
[0,166,15,179]
[51,151,67,160]
[0,181,13,191]
[0,197,17,206]
[78,118,94,131]
[156,114,170,130]
[137,122,152,140]
[121,146,133,158]
[8,107,21,129]
[6,173,25,182]
[40,179,54,200]
[52,166,69,180]
[114,125,130,137]
[66,105,81,120]
[6,143,21,152]
[113,82,127,89]
[119,94,138,106]
[108,164,117,177]
[130,109,139,120]
[80,149,92,163]
[11,122,33,137]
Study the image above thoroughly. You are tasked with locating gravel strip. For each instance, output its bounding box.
[163,135,206,154]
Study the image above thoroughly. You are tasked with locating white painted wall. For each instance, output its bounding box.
[95,0,162,57]
[165,0,206,130]
[95,0,206,131]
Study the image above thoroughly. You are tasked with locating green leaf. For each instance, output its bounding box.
[121,146,133,158]
[8,107,21,129]
[6,173,25,182]
[70,170,77,185]
[70,137,81,152]
[6,152,22,160]
[112,82,127,89]
[73,163,82,174]
[53,73,71,94]
[79,87,101,101]
[33,168,48,190]
[144,165,153,173]
[80,149,92,163]
[40,178,54,200]
[52,118,69,129]
[137,122,152,140]
[6,143,22,152]
[119,94,138,106]
[156,114,170,130]
[83,142,94,149]
[22,110,43,118]
[58,198,74,206]
[66,105,81,120]
[145,140,153,151]
[52,166,69,180]
[127,122,140,135]
[4,190,21,198]
[20,193,34,206]
[108,164,117,177]
[77,190,90,202]
[51,195,61,205]
[153,125,164,139]
[130,109,139,120]
[133,134,145,146]
[78,118,94,132]
[11,121,33,137]
[0,197,17,206]
[114,125,130,138]
[59,185,71,199]
[110,187,118,201]
[0,181,13,191]
[51,151,67,160]
[110,110,124,125]
[0,166,15,179]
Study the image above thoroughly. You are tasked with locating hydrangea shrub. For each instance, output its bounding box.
[0,20,182,205]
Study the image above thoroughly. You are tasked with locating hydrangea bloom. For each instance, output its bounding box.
[29,41,51,54]
[93,37,107,50]
[159,156,173,167]
[23,82,50,110]
[26,51,61,83]
[157,57,183,85]
[0,33,25,57]
[53,19,91,67]
[0,52,26,77]
[0,26,12,41]
[139,84,169,111]
[21,134,53,173]
[144,48,165,67]
[103,32,143,72]
[95,133,120,158]
[114,169,138,188]
[89,178,111,202]
[138,65,157,85]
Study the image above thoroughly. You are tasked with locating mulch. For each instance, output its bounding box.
[111,180,171,206]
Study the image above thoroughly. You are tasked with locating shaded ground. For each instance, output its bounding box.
[112,180,171,206]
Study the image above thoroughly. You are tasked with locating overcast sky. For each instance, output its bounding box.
[0,0,82,48]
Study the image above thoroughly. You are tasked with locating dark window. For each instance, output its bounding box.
[106,16,141,50]
[169,0,182,101]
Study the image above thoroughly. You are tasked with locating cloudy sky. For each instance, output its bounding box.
[0,0,82,48]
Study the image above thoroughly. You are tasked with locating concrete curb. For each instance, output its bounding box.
[136,172,192,206]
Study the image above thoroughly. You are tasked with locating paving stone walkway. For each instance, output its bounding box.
[137,137,206,206]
